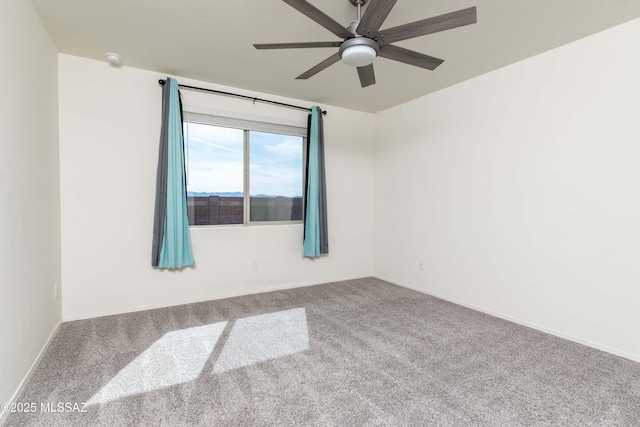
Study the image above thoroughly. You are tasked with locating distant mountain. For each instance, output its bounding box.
[187,191,302,198]
[188,191,243,197]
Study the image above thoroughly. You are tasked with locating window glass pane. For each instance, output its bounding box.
[249,131,304,222]
[185,123,244,225]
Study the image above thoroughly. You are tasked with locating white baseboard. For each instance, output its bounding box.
[63,274,370,322]
[0,320,62,426]
[376,275,640,364]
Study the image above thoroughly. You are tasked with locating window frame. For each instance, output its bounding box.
[183,112,307,227]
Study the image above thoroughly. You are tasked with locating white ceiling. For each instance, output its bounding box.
[31,0,640,113]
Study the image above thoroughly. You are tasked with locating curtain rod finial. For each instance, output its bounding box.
[158,79,166,86]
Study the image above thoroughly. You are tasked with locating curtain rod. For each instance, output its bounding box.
[158,80,327,115]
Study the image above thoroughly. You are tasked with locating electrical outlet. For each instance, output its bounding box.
[54,282,59,299]
[418,260,425,271]
[252,261,259,271]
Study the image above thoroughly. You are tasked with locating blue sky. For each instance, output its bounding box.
[185,123,303,197]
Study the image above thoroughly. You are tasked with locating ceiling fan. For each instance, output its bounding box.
[254,0,477,88]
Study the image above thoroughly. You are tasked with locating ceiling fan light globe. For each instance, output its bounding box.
[341,45,377,67]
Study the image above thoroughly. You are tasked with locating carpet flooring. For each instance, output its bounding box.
[4,277,640,426]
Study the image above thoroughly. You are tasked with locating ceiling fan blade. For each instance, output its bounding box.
[379,45,444,70]
[283,0,353,39]
[296,52,341,80]
[254,42,342,49]
[357,64,376,87]
[356,0,398,38]
[377,6,477,45]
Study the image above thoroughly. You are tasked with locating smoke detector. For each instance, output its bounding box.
[105,52,121,65]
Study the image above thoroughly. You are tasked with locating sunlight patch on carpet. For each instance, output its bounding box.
[87,308,309,405]
[87,321,227,405]
[213,307,309,373]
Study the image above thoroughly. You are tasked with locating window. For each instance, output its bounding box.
[183,112,306,226]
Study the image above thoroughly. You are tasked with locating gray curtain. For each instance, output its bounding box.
[151,79,171,266]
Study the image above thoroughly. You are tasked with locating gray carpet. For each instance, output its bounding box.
[4,278,640,426]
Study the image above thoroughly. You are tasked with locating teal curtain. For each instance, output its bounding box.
[303,106,328,257]
[152,78,195,269]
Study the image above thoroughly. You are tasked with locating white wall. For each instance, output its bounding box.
[374,18,640,361]
[58,54,374,320]
[0,0,61,408]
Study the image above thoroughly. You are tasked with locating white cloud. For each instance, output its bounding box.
[265,139,302,155]
[190,137,243,154]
